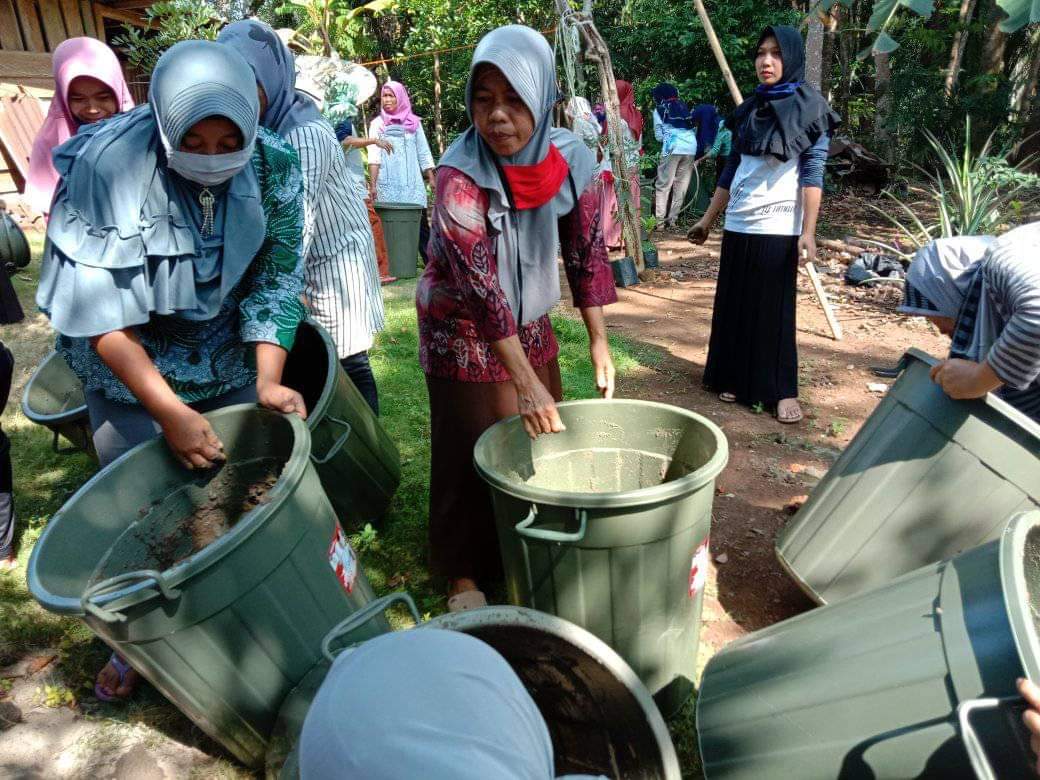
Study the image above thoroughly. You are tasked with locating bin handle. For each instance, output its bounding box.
[515,505,588,544]
[321,591,420,663]
[81,569,181,624]
[958,695,1023,780]
[311,415,352,465]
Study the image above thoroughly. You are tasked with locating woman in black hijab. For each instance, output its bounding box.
[689,25,839,424]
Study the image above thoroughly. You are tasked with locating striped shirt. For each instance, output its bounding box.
[953,222,1040,420]
[285,121,385,358]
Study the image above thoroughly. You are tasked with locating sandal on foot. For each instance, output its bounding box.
[719,392,737,403]
[380,276,398,286]
[776,400,803,425]
[94,653,134,702]
[447,590,488,613]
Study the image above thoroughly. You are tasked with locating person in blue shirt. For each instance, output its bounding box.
[689,25,839,425]
[651,83,699,229]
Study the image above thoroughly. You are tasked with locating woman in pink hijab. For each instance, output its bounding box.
[367,81,435,207]
[26,37,135,215]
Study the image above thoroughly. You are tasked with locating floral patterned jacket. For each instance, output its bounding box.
[60,127,306,404]
[416,165,617,383]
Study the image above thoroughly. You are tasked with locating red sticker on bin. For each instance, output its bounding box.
[328,526,358,594]
[688,538,709,598]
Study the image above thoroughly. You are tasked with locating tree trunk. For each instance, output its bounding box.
[1009,26,1040,128]
[432,53,445,155]
[805,13,825,90]
[981,0,1009,82]
[873,49,894,161]
[944,0,978,95]
[820,6,840,100]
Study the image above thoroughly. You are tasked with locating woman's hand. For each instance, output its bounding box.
[516,378,566,440]
[687,219,711,245]
[929,358,1002,400]
[257,379,308,419]
[797,234,817,265]
[371,138,393,154]
[590,337,615,398]
[157,404,226,470]
[1018,678,1040,774]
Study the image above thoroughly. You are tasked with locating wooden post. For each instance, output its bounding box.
[691,0,743,107]
[556,3,643,271]
[804,260,843,341]
[433,52,445,155]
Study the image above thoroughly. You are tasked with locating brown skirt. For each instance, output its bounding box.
[426,359,563,582]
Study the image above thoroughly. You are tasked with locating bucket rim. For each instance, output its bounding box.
[473,398,729,509]
[902,348,1040,439]
[419,605,682,780]
[20,350,89,425]
[373,202,425,211]
[999,510,1040,682]
[27,405,312,616]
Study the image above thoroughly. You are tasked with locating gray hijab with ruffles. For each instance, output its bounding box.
[37,40,263,338]
[217,19,324,135]
[439,25,596,326]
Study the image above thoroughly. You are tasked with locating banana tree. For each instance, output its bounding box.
[278,0,393,57]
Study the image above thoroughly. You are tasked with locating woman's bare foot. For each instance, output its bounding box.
[776,398,803,424]
[447,578,487,612]
[0,555,17,573]
[95,655,140,701]
[448,577,480,598]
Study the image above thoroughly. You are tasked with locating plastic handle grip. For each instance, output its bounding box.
[514,505,588,544]
[81,569,181,623]
[321,591,420,663]
[311,415,353,465]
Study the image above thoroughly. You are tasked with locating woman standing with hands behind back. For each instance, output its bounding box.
[419,25,617,612]
[689,25,839,424]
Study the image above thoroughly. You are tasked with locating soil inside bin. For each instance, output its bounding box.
[90,458,284,582]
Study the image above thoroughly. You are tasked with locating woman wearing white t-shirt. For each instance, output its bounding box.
[689,25,839,424]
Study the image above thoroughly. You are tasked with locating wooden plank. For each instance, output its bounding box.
[60,0,83,37]
[0,50,53,83]
[0,0,24,49]
[110,0,153,8]
[78,0,94,36]
[14,0,45,51]
[37,0,69,50]
[804,260,844,341]
[0,91,46,188]
[95,5,148,28]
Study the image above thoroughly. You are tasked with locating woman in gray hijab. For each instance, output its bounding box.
[36,40,308,700]
[900,221,1040,421]
[417,25,617,611]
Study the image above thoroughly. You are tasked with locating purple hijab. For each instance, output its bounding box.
[380,81,421,133]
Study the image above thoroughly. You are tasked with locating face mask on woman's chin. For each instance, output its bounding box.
[166,147,253,187]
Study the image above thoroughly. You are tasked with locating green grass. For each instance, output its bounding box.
[1,271,666,767]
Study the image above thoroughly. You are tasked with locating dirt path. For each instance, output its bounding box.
[599,223,947,664]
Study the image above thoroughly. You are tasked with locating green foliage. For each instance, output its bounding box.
[278,0,394,57]
[111,0,223,77]
[870,119,1039,257]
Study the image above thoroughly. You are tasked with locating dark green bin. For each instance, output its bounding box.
[778,348,1040,605]
[374,201,422,279]
[474,399,728,716]
[265,595,681,779]
[699,510,1040,779]
[27,405,387,768]
[283,320,400,527]
[21,350,96,459]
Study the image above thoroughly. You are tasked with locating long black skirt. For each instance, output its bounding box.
[704,230,799,407]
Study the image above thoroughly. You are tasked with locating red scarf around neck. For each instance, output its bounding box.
[501,143,570,210]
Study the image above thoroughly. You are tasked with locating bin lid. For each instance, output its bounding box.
[264,605,681,780]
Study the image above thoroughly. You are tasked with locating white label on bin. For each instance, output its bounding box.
[688,538,709,598]
[328,526,358,595]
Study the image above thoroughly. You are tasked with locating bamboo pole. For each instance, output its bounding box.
[691,0,743,107]
[433,53,445,154]
[804,260,843,340]
[555,3,643,271]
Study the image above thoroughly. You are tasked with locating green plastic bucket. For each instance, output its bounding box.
[283,320,400,527]
[473,399,729,716]
[374,202,422,279]
[699,510,1040,779]
[777,348,1040,605]
[27,405,387,768]
[21,350,96,459]
[265,594,681,780]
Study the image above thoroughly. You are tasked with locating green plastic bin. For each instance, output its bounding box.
[27,405,387,768]
[778,348,1040,605]
[283,320,400,527]
[374,201,422,279]
[21,350,96,459]
[473,398,729,716]
[264,595,681,780]
[699,510,1040,779]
